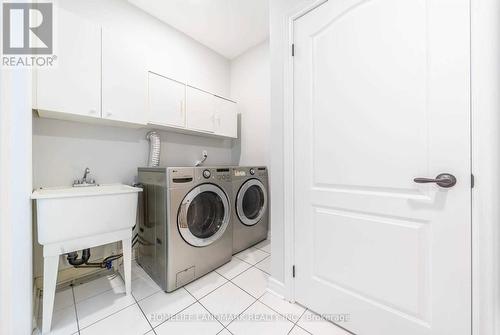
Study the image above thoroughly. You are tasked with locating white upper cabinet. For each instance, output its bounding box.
[34,11,237,138]
[149,79,237,138]
[148,72,186,128]
[214,97,238,138]
[186,86,215,133]
[102,29,147,125]
[35,8,101,118]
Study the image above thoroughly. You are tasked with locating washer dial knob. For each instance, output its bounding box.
[249,168,255,175]
[203,169,211,179]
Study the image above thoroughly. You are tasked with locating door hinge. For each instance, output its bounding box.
[292,44,295,56]
[471,174,475,188]
[292,265,295,278]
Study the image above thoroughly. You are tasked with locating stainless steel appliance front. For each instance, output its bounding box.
[231,166,269,254]
[137,167,233,292]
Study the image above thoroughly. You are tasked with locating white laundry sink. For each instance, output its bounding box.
[32,183,141,334]
[32,184,142,245]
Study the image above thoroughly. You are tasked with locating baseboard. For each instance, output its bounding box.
[267,276,286,298]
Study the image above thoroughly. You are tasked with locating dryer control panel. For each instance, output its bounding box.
[233,167,267,178]
[193,167,231,182]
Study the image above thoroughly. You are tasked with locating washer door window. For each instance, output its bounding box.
[178,184,230,247]
[236,179,267,226]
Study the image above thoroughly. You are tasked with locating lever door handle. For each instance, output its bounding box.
[414,173,457,188]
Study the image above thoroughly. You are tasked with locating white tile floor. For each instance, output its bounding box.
[37,240,352,335]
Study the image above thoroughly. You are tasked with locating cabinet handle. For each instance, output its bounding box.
[179,100,184,116]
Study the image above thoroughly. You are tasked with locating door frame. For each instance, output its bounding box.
[280,1,500,334]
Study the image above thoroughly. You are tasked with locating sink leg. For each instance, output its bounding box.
[122,237,132,295]
[42,255,59,334]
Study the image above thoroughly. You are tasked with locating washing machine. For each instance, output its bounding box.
[137,166,233,292]
[231,166,269,254]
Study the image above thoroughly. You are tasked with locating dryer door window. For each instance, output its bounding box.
[178,183,230,247]
[236,179,268,226]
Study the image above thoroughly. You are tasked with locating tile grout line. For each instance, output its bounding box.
[254,293,307,327]
[72,272,144,305]
[133,286,163,304]
[218,253,270,283]
[132,292,157,335]
[232,247,311,329]
[140,288,199,331]
[71,246,271,334]
[226,255,271,299]
[184,288,231,334]
[295,308,308,325]
[225,250,309,330]
[234,248,270,266]
[76,264,256,333]
[224,291,267,331]
[287,309,310,335]
[76,297,137,332]
[185,262,268,334]
[299,308,355,335]
[214,244,270,280]
[184,275,228,301]
[251,241,271,254]
[228,276,266,300]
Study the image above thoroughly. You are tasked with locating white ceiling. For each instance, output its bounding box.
[127,0,269,59]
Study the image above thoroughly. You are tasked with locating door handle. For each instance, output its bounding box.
[178,201,189,228]
[413,173,457,188]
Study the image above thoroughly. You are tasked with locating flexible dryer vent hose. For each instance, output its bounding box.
[146,131,160,167]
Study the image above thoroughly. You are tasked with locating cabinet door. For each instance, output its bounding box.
[35,8,100,118]
[148,73,186,128]
[102,29,147,124]
[214,97,238,138]
[186,86,215,133]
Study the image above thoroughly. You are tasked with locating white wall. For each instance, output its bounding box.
[33,118,236,188]
[32,0,237,282]
[0,66,33,334]
[230,41,270,166]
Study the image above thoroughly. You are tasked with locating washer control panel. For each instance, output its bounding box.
[196,167,231,181]
[215,168,231,181]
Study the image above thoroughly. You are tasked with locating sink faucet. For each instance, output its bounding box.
[73,167,97,187]
[83,167,90,181]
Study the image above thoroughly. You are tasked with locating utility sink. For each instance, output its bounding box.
[32,184,142,245]
[32,183,142,334]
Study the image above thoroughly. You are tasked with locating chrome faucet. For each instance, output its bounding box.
[83,167,90,181]
[73,167,97,187]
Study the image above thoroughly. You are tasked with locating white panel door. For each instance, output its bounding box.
[186,86,215,133]
[293,1,470,335]
[35,8,100,118]
[214,97,237,138]
[148,72,186,128]
[102,29,147,124]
